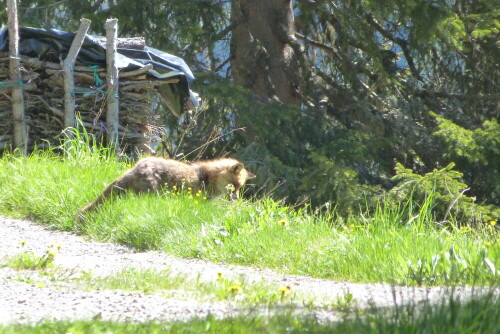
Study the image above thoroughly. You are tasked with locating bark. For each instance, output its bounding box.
[105,19,120,150]
[230,0,302,105]
[92,36,146,50]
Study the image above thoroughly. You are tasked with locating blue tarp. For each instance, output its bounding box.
[0,26,199,115]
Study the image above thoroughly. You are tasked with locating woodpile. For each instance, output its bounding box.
[0,51,180,153]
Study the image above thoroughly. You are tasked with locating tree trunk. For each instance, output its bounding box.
[230,0,302,105]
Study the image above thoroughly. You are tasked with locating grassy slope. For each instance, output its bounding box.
[0,150,498,286]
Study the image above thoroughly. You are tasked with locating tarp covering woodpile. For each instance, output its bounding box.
[0,26,199,153]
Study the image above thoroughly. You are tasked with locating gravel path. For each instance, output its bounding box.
[0,215,493,325]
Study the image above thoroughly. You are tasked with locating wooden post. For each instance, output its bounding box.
[105,18,119,150]
[63,18,91,130]
[7,0,27,154]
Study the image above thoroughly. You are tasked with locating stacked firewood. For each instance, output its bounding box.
[0,52,176,153]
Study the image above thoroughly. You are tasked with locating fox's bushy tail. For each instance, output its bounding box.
[77,175,128,218]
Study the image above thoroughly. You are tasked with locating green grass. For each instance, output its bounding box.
[0,144,498,286]
[1,293,498,334]
[83,268,300,305]
[0,249,57,271]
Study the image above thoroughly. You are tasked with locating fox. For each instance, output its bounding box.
[78,157,256,216]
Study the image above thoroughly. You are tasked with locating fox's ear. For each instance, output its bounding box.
[247,172,256,179]
[232,163,244,174]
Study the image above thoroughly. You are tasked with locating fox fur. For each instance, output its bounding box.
[78,157,256,216]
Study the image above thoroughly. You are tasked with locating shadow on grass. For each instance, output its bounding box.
[2,291,498,334]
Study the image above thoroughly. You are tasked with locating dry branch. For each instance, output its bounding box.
[91,36,146,50]
[63,19,91,130]
[119,64,153,78]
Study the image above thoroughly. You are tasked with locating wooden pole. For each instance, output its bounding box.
[63,18,91,130]
[7,0,27,154]
[105,18,119,150]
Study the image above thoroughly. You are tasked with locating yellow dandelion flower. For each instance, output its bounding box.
[229,281,242,293]
[20,240,26,247]
[203,196,208,200]
[172,185,177,191]
[194,200,199,205]
[445,236,451,241]
[489,220,497,226]
[278,219,289,227]
[278,286,291,295]
[46,248,57,258]
[187,187,192,191]
[485,241,491,247]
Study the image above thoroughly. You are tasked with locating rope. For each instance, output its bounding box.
[88,65,104,86]
[0,81,24,88]
[69,65,117,97]
[0,66,117,96]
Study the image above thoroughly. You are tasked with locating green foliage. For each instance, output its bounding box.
[439,6,500,50]
[1,242,59,270]
[300,152,380,216]
[433,114,500,205]
[439,15,467,50]
[405,246,498,286]
[362,0,451,46]
[388,162,496,224]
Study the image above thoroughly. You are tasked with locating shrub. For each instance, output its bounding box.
[388,162,499,225]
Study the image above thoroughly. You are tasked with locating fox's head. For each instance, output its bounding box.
[228,162,256,200]
[212,160,256,199]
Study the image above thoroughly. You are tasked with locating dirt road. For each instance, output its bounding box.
[0,215,489,325]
